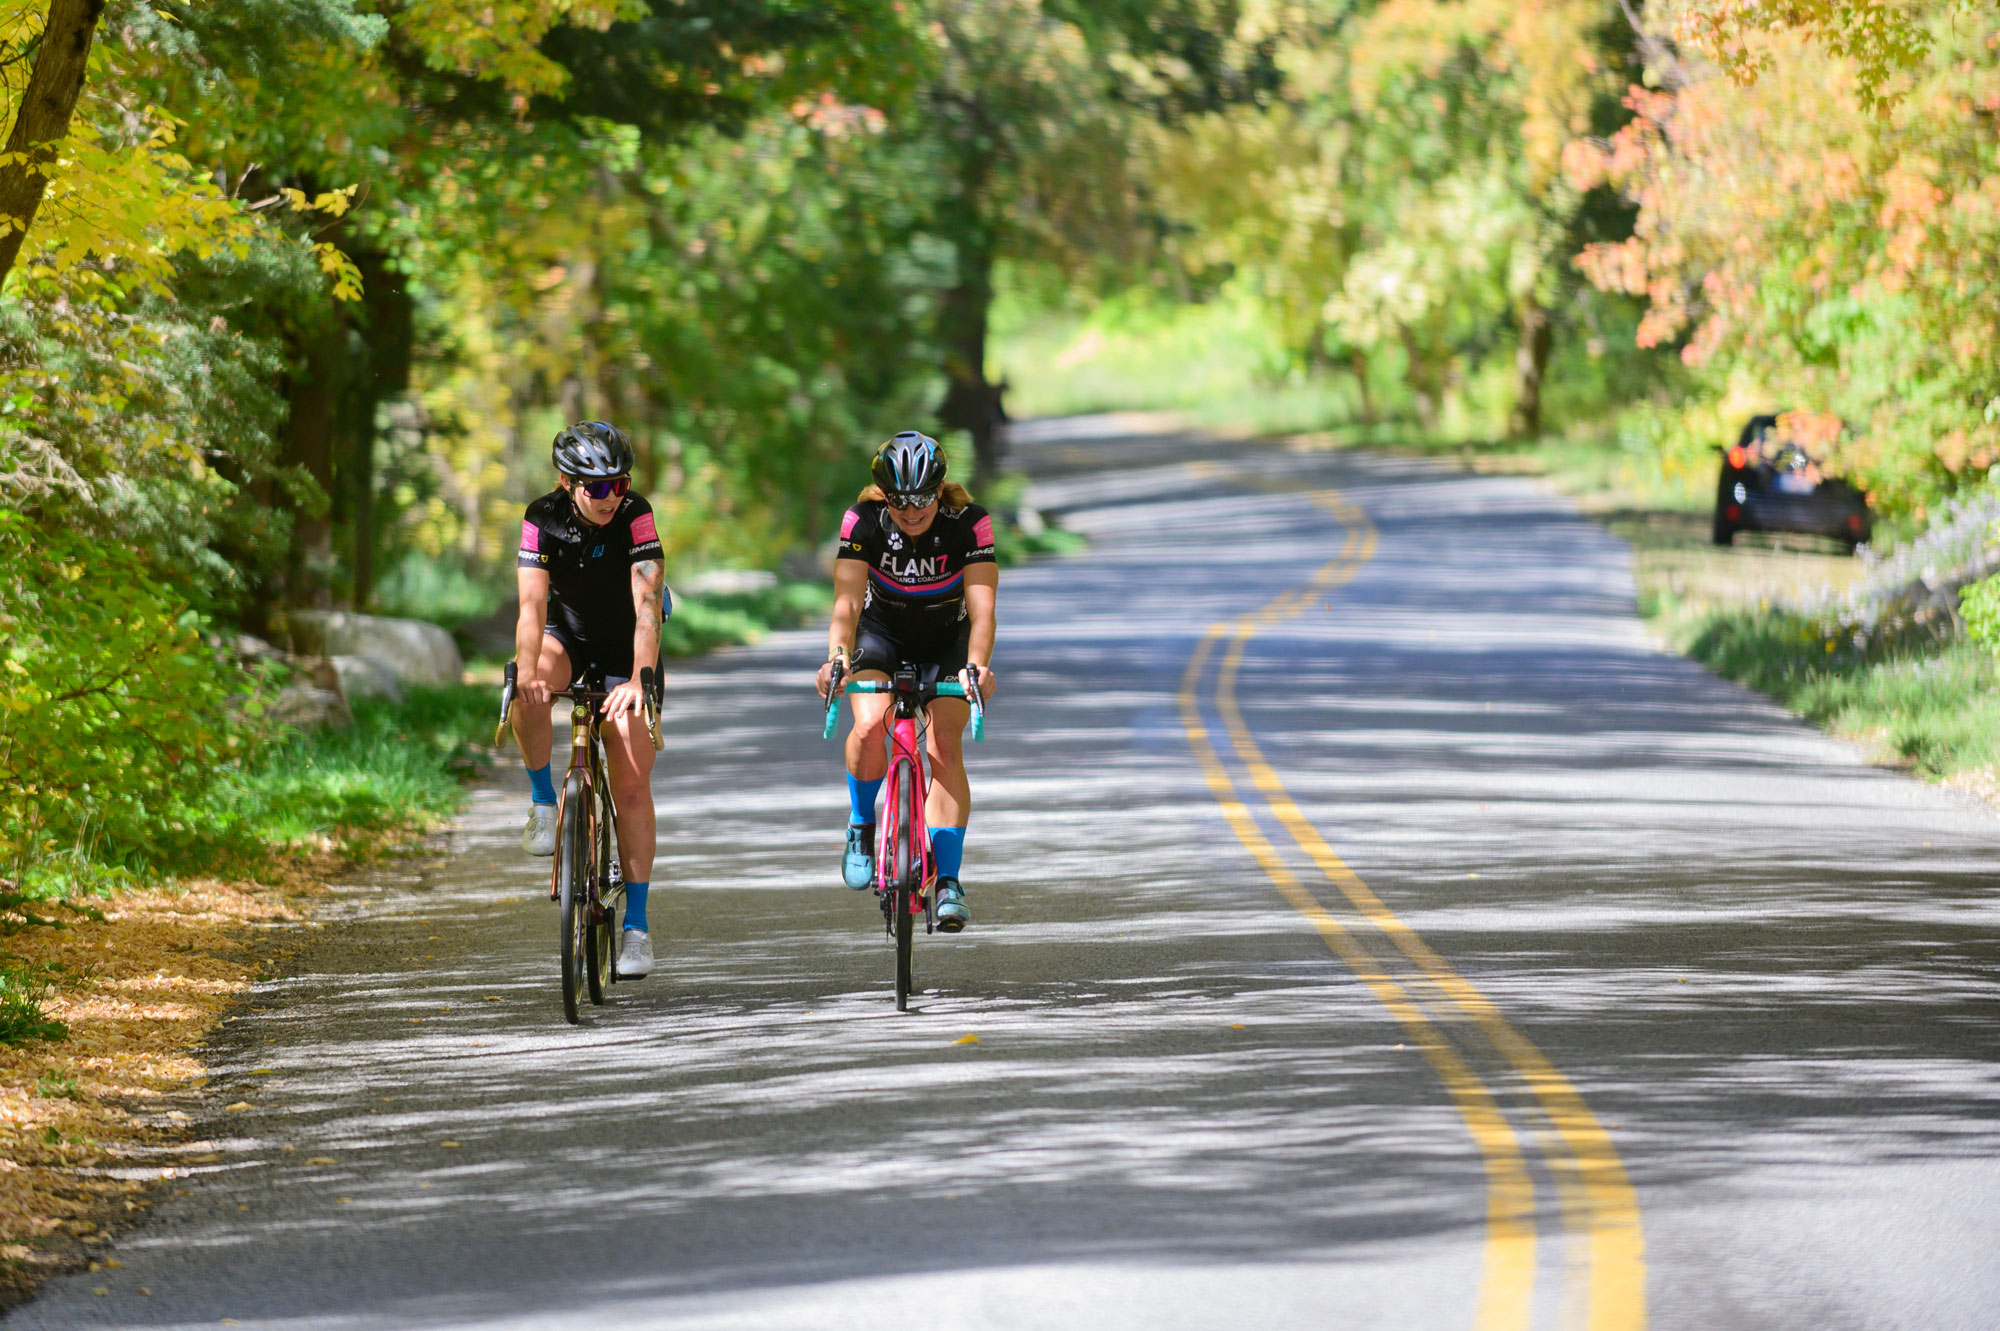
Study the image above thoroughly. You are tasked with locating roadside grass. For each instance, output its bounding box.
[202,684,492,859]
[0,684,491,1052]
[1676,609,2000,781]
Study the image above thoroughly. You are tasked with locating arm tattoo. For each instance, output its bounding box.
[633,560,664,639]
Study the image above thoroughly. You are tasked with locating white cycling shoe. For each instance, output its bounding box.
[522,803,557,857]
[616,929,654,979]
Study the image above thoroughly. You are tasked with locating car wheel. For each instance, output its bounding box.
[1711,513,1735,546]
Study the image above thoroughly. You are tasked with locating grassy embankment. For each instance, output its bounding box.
[1545,460,2000,795]
[996,305,2000,801]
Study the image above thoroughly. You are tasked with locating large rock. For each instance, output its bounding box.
[331,654,403,703]
[291,611,463,687]
[266,685,353,731]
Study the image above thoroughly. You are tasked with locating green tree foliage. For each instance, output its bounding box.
[1570,3,2000,521]
[1132,1,1648,438]
[2,0,1992,898]
[0,514,247,896]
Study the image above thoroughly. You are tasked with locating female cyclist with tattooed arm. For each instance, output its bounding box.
[512,421,670,979]
[815,432,998,931]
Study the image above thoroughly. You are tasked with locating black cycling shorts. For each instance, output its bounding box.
[851,616,969,688]
[544,624,653,697]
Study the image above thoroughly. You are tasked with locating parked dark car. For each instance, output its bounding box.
[1713,414,1872,550]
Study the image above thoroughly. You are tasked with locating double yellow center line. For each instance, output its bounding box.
[1176,482,1645,1331]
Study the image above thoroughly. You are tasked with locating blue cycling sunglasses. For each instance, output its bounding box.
[885,489,939,511]
[568,476,630,500]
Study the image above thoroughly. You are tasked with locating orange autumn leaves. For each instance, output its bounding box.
[1565,7,2000,507]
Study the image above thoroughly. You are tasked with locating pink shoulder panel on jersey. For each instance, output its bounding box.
[840,509,861,539]
[630,512,658,545]
[973,516,994,547]
[519,519,540,553]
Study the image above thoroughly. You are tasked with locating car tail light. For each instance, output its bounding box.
[1847,514,1863,532]
[1727,445,1750,469]
[1726,504,1741,521]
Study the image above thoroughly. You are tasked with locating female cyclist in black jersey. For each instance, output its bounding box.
[814,432,999,931]
[512,421,670,979]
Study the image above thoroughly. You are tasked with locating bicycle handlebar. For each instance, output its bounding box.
[820,677,986,743]
[494,659,663,751]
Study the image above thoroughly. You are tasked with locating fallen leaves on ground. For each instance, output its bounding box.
[0,874,319,1307]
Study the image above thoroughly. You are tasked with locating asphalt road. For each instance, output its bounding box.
[14,420,1999,1331]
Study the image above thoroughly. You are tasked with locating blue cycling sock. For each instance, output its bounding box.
[526,763,556,806]
[623,881,649,933]
[930,826,966,881]
[847,774,883,826]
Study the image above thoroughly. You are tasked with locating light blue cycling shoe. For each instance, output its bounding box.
[842,824,876,890]
[934,877,970,933]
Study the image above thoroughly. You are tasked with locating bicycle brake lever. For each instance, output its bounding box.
[494,660,518,746]
[639,667,664,751]
[820,661,847,740]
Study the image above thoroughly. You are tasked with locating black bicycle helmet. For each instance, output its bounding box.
[551,420,634,478]
[871,430,946,496]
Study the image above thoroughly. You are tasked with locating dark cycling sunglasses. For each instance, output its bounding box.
[885,489,939,511]
[569,476,630,500]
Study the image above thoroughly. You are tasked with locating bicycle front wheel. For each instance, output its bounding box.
[585,789,616,1006]
[557,776,590,1024]
[889,760,915,1011]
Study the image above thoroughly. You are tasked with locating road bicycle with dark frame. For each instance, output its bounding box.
[497,660,663,1024]
[822,664,985,1011]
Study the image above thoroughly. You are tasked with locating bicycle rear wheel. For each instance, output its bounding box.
[557,775,590,1024]
[890,760,915,1011]
[585,789,616,1006]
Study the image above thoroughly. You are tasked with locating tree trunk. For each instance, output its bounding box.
[1399,326,1441,434]
[1508,294,1554,440]
[936,138,1004,486]
[1349,349,1376,425]
[937,239,1005,486]
[0,0,106,288]
[282,321,345,617]
[346,248,412,609]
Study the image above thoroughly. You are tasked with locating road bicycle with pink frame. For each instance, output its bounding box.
[823,665,985,1010]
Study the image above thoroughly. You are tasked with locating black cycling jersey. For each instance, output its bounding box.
[517,490,666,670]
[836,499,996,636]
